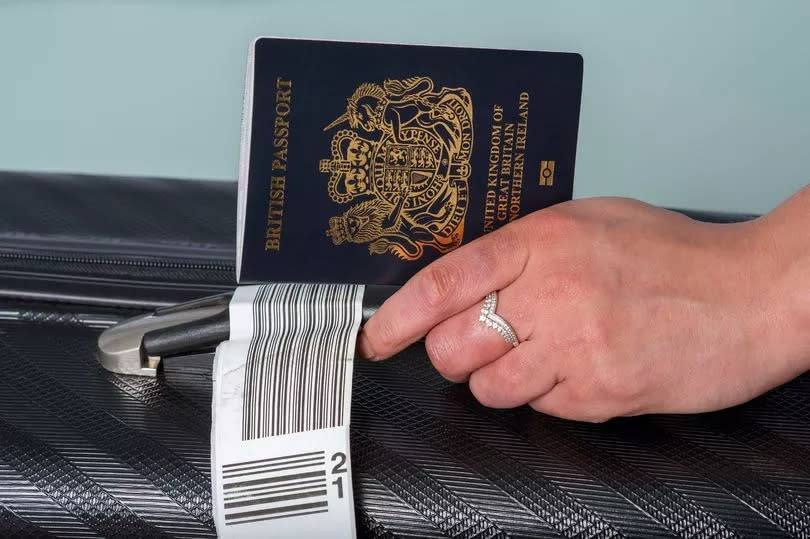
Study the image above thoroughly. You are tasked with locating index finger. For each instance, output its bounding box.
[358,224,529,360]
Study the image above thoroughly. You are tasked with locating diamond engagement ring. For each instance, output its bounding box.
[478,291,519,347]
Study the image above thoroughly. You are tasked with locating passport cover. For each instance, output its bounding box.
[236,37,583,284]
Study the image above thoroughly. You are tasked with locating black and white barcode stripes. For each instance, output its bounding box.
[242,283,363,439]
[222,450,329,526]
[213,283,361,536]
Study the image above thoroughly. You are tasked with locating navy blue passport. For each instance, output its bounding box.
[236,37,583,284]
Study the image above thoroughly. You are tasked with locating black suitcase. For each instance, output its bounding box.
[1,170,806,538]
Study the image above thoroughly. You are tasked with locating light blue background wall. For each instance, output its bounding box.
[1,0,808,213]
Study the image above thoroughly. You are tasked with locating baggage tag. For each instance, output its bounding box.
[211,284,363,538]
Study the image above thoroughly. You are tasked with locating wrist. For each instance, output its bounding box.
[747,214,810,377]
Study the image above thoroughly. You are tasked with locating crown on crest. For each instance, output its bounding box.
[320,129,375,204]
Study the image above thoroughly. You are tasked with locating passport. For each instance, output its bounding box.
[236,37,583,284]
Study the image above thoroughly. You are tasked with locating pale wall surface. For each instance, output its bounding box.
[1,0,808,213]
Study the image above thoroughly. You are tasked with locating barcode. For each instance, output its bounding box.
[222,450,328,526]
[242,283,363,439]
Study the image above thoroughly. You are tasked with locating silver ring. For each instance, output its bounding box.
[478,291,519,347]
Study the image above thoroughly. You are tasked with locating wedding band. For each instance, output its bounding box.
[478,291,519,347]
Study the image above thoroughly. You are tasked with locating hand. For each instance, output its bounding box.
[358,197,810,422]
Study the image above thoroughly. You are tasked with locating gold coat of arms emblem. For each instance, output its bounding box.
[320,76,473,260]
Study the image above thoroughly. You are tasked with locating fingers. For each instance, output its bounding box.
[467,341,560,408]
[423,283,533,382]
[359,224,530,360]
[424,305,512,382]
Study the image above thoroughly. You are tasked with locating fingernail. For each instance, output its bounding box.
[357,331,378,360]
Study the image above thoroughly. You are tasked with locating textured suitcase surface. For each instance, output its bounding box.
[0,171,805,538]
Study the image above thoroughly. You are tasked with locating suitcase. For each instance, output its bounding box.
[1,170,806,538]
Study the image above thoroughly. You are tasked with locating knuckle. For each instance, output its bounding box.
[568,374,631,412]
[534,205,581,235]
[581,316,613,357]
[468,372,500,408]
[497,368,523,399]
[598,369,642,401]
[564,379,591,405]
[487,226,524,260]
[579,368,645,409]
[543,270,590,302]
[561,305,614,361]
[537,256,612,305]
[574,317,648,404]
[419,262,464,309]
[594,370,645,403]
[424,331,464,379]
[364,316,401,356]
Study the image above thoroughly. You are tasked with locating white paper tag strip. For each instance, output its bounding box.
[212,283,364,538]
